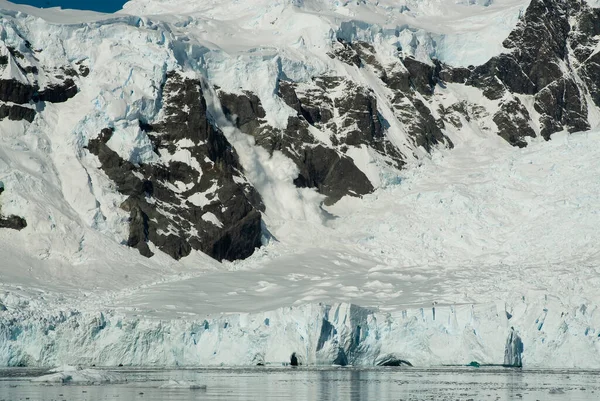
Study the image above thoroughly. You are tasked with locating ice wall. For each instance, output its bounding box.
[1,296,599,368]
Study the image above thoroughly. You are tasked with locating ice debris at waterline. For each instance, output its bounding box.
[159,380,207,390]
[31,366,124,384]
[3,299,600,368]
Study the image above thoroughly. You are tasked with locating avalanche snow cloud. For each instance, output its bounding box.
[1,0,600,367]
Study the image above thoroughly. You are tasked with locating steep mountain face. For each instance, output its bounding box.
[0,0,599,262]
[86,72,263,261]
[450,0,600,143]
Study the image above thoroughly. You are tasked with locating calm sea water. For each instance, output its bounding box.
[1,366,599,401]
[8,1,126,13]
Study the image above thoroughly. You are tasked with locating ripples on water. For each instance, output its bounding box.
[1,367,599,401]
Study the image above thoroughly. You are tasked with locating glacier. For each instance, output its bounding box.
[2,0,600,369]
[3,127,600,368]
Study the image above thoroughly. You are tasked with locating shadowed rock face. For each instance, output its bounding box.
[331,42,453,153]
[0,215,27,230]
[0,79,36,104]
[0,104,35,123]
[87,72,263,261]
[492,99,536,148]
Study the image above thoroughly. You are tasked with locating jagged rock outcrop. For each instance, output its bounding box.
[0,104,35,123]
[440,0,599,141]
[219,85,378,205]
[87,72,263,261]
[0,215,27,231]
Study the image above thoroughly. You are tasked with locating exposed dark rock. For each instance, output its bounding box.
[290,352,300,366]
[570,6,600,63]
[22,66,38,74]
[330,38,362,67]
[62,67,79,77]
[401,57,439,96]
[0,215,27,231]
[468,55,524,99]
[219,80,378,204]
[492,98,536,147]
[124,202,154,258]
[384,65,412,93]
[87,72,263,261]
[581,52,600,108]
[34,79,78,103]
[439,65,471,84]
[277,80,303,115]
[293,145,373,205]
[502,0,569,91]
[292,77,337,126]
[0,185,27,231]
[352,41,388,80]
[218,90,266,135]
[7,46,24,59]
[0,79,36,104]
[0,47,79,122]
[334,83,384,145]
[455,0,598,141]
[391,92,450,152]
[78,64,90,77]
[535,78,589,139]
[0,104,35,122]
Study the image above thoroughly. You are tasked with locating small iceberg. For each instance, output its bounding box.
[159,380,207,390]
[32,366,123,385]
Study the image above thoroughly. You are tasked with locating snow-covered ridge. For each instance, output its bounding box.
[121,0,529,66]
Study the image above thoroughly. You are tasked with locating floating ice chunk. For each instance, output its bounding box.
[32,367,124,385]
[159,380,207,390]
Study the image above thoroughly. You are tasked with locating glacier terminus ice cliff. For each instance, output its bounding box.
[2,0,600,368]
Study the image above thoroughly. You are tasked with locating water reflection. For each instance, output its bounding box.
[1,367,599,401]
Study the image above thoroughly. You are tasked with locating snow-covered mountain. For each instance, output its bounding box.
[2,0,600,368]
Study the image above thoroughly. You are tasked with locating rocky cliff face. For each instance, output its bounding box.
[86,72,263,261]
[1,0,599,262]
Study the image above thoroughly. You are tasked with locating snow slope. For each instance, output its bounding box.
[2,0,600,368]
[3,129,600,368]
